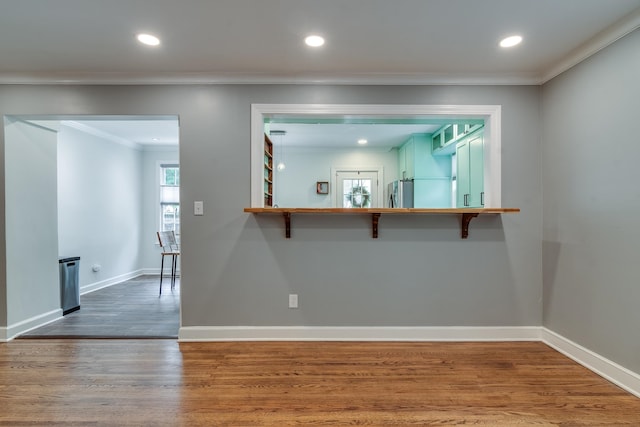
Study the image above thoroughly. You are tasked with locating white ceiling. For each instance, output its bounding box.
[68,118,438,149]
[7,1,640,147]
[268,123,443,149]
[1,0,639,85]
[26,118,180,149]
[66,119,180,146]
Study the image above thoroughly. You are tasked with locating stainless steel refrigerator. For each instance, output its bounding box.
[388,180,414,208]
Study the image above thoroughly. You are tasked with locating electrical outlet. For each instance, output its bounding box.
[288,294,298,309]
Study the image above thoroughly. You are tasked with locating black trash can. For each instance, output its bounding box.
[59,256,80,315]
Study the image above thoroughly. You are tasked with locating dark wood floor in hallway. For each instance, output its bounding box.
[20,275,179,339]
[1,340,639,425]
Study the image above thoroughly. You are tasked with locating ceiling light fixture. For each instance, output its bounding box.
[137,33,161,46]
[270,130,287,171]
[500,35,522,48]
[305,35,325,47]
[357,139,368,145]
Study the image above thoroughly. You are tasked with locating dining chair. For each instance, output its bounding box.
[157,231,180,295]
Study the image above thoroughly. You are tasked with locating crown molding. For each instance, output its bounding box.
[0,71,542,86]
[541,7,640,83]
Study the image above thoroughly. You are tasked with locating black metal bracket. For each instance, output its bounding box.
[250,209,505,240]
[283,212,291,238]
[371,213,381,238]
[461,213,479,239]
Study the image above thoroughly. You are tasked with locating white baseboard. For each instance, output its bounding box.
[141,268,181,277]
[81,269,179,294]
[179,326,542,342]
[542,328,640,398]
[2,309,62,341]
[80,269,145,295]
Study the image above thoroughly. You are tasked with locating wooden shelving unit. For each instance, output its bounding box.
[263,134,274,207]
[244,207,520,239]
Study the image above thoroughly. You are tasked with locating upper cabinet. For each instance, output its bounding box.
[432,123,483,155]
[398,141,408,180]
[398,134,450,180]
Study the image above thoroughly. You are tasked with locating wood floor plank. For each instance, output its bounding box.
[1,340,639,425]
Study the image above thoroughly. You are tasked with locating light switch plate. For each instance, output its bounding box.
[194,201,204,216]
[288,294,298,308]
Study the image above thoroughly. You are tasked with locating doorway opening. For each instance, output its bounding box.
[4,115,181,339]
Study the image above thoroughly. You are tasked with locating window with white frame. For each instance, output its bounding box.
[160,164,180,234]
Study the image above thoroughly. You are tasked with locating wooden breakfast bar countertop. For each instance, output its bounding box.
[244,207,520,239]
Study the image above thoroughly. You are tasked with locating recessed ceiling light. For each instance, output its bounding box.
[357,139,368,145]
[137,33,160,46]
[305,35,325,47]
[500,35,522,48]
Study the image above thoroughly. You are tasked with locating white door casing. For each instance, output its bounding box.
[250,104,501,208]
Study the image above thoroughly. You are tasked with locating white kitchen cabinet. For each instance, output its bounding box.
[398,142,407,180]
[456,133,484,207]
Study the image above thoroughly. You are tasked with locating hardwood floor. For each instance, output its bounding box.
[20,275,179,339]
[1,340,638,425]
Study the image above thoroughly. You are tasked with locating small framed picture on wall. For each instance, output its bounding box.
[316,181,329,194]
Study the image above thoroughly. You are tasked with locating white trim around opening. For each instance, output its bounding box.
[250,104,502,208]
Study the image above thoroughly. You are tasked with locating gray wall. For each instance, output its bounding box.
[0,84,541,331]
[58,124,143,289]
[541,29,640,372]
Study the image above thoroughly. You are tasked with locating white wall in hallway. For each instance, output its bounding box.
[5,118,59,325]
[57,124,143,290]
